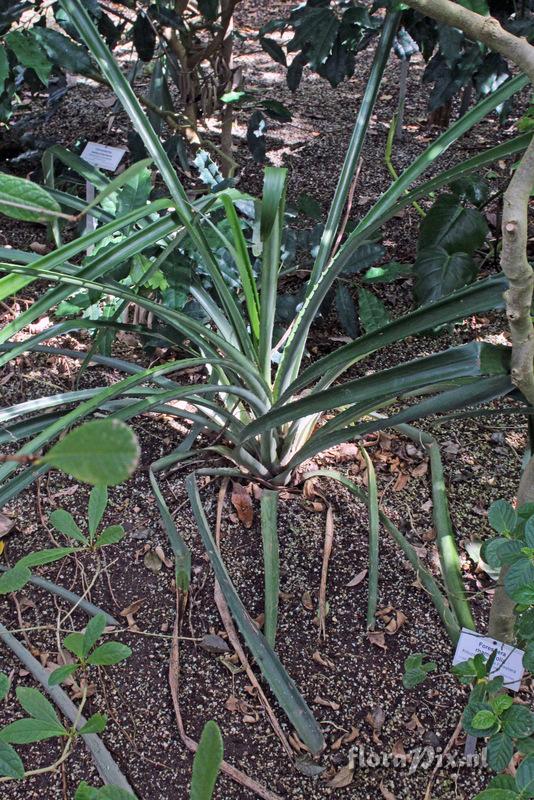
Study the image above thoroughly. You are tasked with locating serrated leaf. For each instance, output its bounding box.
[0,171,61,224]
[0,740,24,779]
[487,732,513,772]
[82,613,107,658]
[341,242,385,275]
[48,664,79,686]
[524,643,534,672]
[501,704,534,738]
[504,559,534,605]
[87,642,132,666]
[358,288,390,333]
[472,709,498,730]
[17,547,75,569]
[88,485,108,537]
[95,525,124,548]
[78,713,108,735]
[49,509,87,545]
[42,419,140,486]
[516,755,534,796]
[0,718,66,744]
[31,28,91,74]
[16,687,61,727]
[488,500,518,534]
[190,720,223,800]
[0,565,31,595]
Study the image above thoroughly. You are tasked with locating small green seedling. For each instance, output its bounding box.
[0,674,107,780]
[402,652,437,689]
[49,485,125,552]
[48,613,131,686]
[75,782,138,799]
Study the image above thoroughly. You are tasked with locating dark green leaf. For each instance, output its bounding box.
[87,642,132,666]
[260,37,286,66]
[504,559,534,605]
[341,242,385,275]
[132,12,155,61]
[78,713,108,735]
[363,261,412,283]
[501,705,534,738]
[16,687,62,727]
[414,247,477,304]
[488,500,518,534]
[49,509,87,545]
[31,28,92,74]
[0,718,66,744]
[5,30,51,84]
[246,111,267,163]
[358,288,390,333]
[0,740,24,779]
[0,674,9,701]
[17,547,75,569]
[487,732,513,772]
[516,755,534,796]
[335,285,359,339]
[63,632,84,659]
[418,194,488,255]
[190,720,223,800]
[524,643,534,672]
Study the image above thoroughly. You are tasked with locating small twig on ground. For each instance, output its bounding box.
[318,503,334,639]
[169,592,283,800]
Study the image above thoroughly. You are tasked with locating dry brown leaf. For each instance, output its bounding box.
[289,733,309,753]
[230,482,254,528]
[385,610,408,635]
[312,650,335,670]
[366,706,385,744]
[303,478,317,499]
[411,461,429,478]
[405,712,425,735]
[154,545,172,568]
[313,695,340,711]
[200,634,230,655]
[393,473,409,492]
[346,568,367,588]
[380,781,396,800]
[326,759,354,789]
[120,599,144,618]
[376,605,394,618]
[302,591,314,611]
[332,726,359,750]
[367,631,387,650]
[0,512,15,538]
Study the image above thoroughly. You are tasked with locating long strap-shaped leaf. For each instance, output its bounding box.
[278,375,512,478]
[241,342,510,443]
[273,11,400,397]
[0,262,270,401]
[274,73,526,398]
[60,0,256,363]
[281,274,507,401]
[260,168,287,384]
[0,203,175,345]
[185,473,324,754]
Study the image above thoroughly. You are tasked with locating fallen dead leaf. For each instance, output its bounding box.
[154,545,172,568]
[200,634,230,655]
[385,610,408,635]
[346,568,367,587]
[312,650,335,670]
[0,512,14,538]
[120,599,144,618]
[302,590,314,611]
[393,473,409,492]
[230,482,253,528]
[331,726,359,751]
[366,706,385,744]
[367,631,387,650]
[405,712,425,735]
[326,754,355,788]
[313,695,340,711]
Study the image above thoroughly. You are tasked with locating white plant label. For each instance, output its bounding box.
[81,142,126,172]
[452,627,525,692]
[80,142,126,250]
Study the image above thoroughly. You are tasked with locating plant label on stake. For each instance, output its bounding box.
[80,142,126,252]
[453,628,525,757]
[452,628,525,691]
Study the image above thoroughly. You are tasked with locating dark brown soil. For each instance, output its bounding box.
[0,2,532,799]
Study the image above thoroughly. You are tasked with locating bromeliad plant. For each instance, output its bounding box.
[0,0,532,756]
